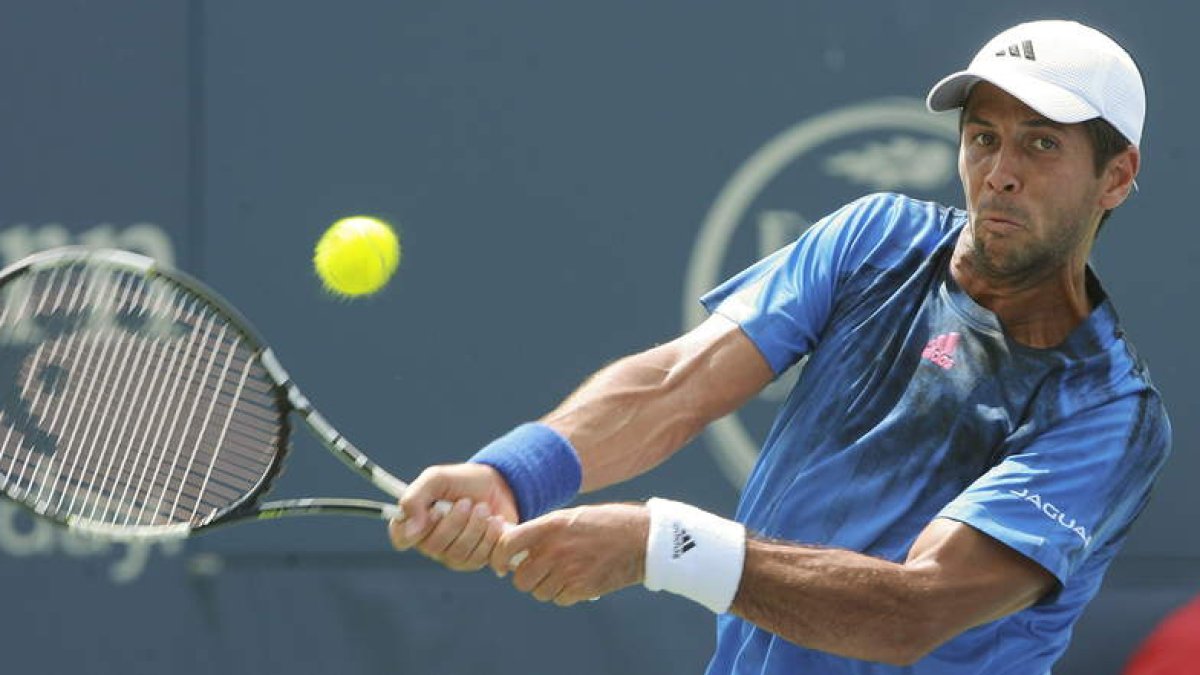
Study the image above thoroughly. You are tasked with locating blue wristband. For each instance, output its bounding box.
[468,422,582,522]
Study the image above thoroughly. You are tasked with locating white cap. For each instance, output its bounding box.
[926,20,1145,147]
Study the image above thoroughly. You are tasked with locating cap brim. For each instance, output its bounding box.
[926,70,979,112]
[926,67,1100,124]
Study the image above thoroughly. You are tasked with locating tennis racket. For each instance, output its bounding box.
[0,246,451,541]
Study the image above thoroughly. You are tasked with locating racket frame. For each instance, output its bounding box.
[0,247,414,541]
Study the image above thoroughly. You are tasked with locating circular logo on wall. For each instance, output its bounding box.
[682,98,960,489]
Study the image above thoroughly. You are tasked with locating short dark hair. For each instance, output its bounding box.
[956,110,1133,233]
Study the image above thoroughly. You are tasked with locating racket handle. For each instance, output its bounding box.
[390,501,528,569]
[383,499,454,522]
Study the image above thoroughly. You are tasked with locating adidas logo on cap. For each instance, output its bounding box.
[995,39,1036,61]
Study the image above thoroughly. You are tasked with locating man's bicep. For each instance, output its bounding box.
[933,393,1168,588]
[905,517,1058,631]
[562,315,774,491]
[670,313,776,418]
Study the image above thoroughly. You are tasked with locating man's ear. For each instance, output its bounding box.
[1100,145,1140,211]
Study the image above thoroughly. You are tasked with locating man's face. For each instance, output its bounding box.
[958,83,1115,280]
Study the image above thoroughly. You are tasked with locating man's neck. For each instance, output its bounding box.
[949,233,1094,349]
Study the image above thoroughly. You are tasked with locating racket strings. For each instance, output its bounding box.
[81,309,274,525]
[13,268,186,516]
[45,270,149,515]
[0,263,284,530]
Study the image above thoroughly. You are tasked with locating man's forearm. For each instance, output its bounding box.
[542,345,713,492]
[733,538,948,666]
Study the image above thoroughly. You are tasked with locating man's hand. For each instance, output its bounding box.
[389,463,519,571]
[490,503,649,606]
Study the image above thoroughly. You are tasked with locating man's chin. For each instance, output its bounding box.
[969,241,1040,280]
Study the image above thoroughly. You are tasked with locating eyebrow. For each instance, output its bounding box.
[963,114,1067,131]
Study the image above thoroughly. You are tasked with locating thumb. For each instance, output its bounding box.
[395,468,455,544]
[388,516,419,551]
[490,520,535,576]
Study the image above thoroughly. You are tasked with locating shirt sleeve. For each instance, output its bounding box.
[699,193,898,375]
[937,392,1170,585]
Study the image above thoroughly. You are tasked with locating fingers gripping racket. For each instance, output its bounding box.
[0,247,449,540]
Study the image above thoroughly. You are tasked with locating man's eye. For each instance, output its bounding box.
[972,133,995,146]
[1033,137,1059,151]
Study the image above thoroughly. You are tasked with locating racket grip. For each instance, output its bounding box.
[384,499,454,522]
[389,501,528,570]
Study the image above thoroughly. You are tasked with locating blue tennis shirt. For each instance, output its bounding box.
[700,193,1171,674]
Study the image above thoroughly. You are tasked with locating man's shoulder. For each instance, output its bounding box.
[846,192,963,228]
[1046,326,1171,464]
[829,192,964,262]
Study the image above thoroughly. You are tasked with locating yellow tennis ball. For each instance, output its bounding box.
[313,216,401,297]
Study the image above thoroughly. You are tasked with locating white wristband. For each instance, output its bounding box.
[643,498,746,614]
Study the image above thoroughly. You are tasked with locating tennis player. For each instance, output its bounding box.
[390,19,1170,673]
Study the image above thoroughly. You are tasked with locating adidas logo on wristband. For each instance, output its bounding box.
[645,498,747,614]
[672,523,696,559]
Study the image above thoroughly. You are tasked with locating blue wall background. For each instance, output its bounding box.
[1,2,1196,673]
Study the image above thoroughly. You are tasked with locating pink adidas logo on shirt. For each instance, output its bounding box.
[922,332,960,370]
